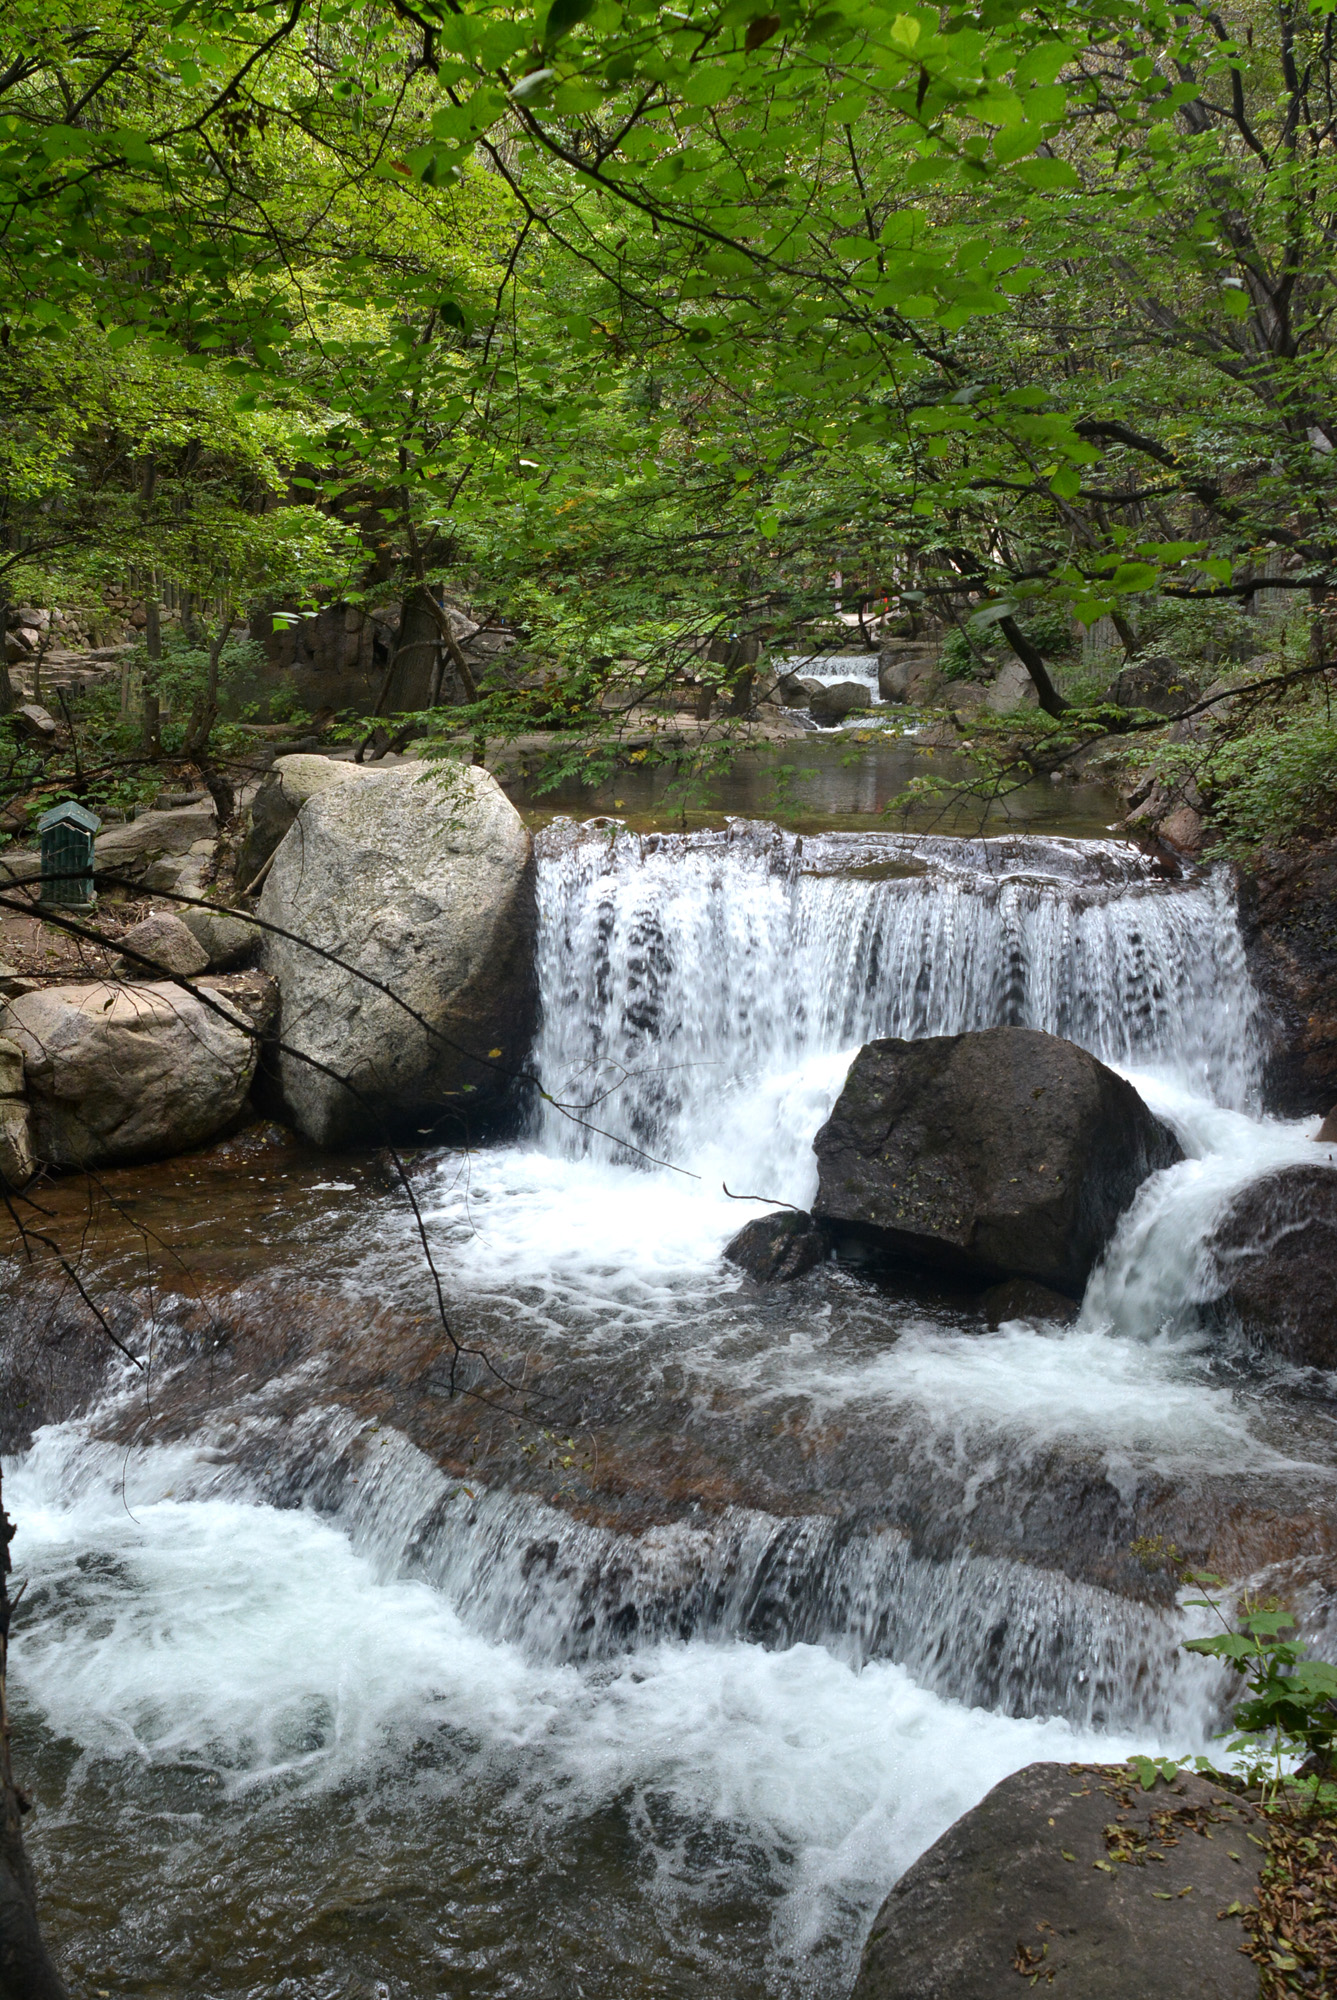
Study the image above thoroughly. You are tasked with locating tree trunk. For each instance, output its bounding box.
[0,1470,69,2000]
[998,616,1069,718]
[184,617,233,759]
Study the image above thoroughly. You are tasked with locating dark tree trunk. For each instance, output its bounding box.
[998,616,1069,718]
[0,1471,68,2000]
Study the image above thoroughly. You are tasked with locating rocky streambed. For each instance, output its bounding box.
[4,813,1337,1999]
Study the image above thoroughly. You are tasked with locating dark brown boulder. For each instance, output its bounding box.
[1203,1163,1337,1369]
[979,1277,1080,1328]
[723,1209,826,1282]
[1239,837,1337,1115]
[812,1029,1181,1298]
[851,1762,1262,2000]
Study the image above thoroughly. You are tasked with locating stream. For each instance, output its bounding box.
[6,813,1337,1999]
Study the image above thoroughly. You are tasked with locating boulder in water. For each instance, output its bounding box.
[4,980,257,1166]
[850,1762,1262,2000]
[808,679,872,725]
[1203,1163,1337,1368]
[259,763,537,1146]
[724,1209,826,1282]
[812,1027,1182,1297]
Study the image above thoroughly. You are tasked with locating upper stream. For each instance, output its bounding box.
[8,817,1337,1999]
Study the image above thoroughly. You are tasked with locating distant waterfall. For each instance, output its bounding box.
[532,821,1261,1167]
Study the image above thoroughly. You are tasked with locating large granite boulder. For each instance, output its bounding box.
[851,1762,1262,2000]
[1202,1163,1337,1368]
[813,1028,1181,1297]
[259,763,537,1146]
[237,752,385,885]
[5,981,257,1166]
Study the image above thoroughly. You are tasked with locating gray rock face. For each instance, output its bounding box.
[983,659,1039,713]
[117,912,210,977]
[5,981,257,1166]
[96,801,218,882]
[259,763,538,1146]
[813,1029,1182,1297]
[238,753,384,885]
[723,1209,827,1282]
[809,680,873,725]
[1203,1163,1337,1369]
[178,904,260,970]
[851,1763,1262,2000]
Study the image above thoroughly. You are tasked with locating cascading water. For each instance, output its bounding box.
[9,815,1335,1999]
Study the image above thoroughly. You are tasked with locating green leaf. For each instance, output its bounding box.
[1108,561,1160,593]
[1011,156,1079,190]
[1049,465,1081,499]
[544,0,596,46]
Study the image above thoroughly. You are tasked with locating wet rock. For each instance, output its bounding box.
[4,980,257,1166]
[813,1028,1182,1297]
[850,1763,1262,2000]
[116,911,210,977]
[979,1277,1081,1329]
[259,763,537,1146]
[1318,1105,1337,1141]
[237,752,384,885]
[723,1209,827,1282]
[1203,1164,1337,1369]
[983,659,1038,713]
[178,903,260,970]
[809,680,872,725]
[1239,836,1337,1115]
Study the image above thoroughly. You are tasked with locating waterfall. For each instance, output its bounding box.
[533,821,1261,1175]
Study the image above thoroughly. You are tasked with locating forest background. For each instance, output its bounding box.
[3,0,1337,846]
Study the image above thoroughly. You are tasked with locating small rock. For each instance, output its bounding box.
[1317,1105,1337,1141]
[724,1210,826,1282]
[11,704,58,740]
[0,1100,34,1187]
[117,913,210,978]
[980,1277,1081,1328]
[179,905,259,970]
[197,969,278,1036]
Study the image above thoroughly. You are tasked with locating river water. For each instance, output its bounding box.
[7,815,1337,1999]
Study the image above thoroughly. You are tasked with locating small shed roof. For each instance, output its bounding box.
[36,799,101,836]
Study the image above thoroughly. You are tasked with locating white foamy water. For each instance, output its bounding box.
[8,1448,1175,1974]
